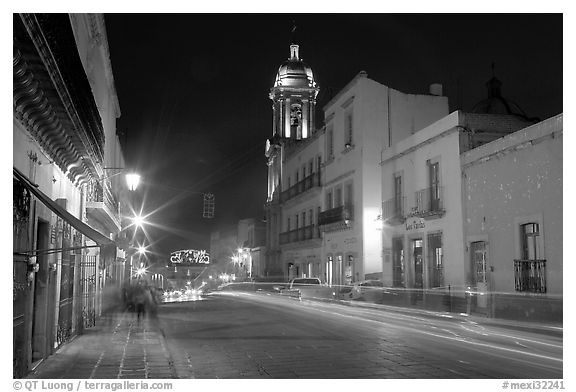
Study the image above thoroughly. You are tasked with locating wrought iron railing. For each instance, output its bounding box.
[280,172,321,203]
[382,196,406,222]
[412,186,444,217]
[87,179,119,216]
[514,259,546,293]
[279,224,321,245]
[318,204,353,226]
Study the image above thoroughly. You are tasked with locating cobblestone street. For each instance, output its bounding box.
[25,292,562,379]
[26,313,175,379]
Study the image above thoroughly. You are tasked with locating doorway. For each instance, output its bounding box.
[470,241,488,308]
[412,239,423,289]
[32,219,49,362]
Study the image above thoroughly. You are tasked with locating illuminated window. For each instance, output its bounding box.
[392,237,405,287]
[515,223,546,293]
[521,223,541,260]
[427,232,443,288]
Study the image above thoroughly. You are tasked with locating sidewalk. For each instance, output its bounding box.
[26,312,176,379]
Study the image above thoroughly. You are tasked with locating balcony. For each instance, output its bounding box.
[318,204,353,232]
[280,172,321,203]
[86,179,120,231]
[279,224,321,245]
[382,196,406,224]
[409,186,445,219]
[14,15,105,183]
[514,259,547,293]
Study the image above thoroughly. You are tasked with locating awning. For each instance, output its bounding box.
[14,167,115,246]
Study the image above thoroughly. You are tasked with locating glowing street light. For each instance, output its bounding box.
[126,173,141,191]
[132,214,146,228]
[138,245,147,255]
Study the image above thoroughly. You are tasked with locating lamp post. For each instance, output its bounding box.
[113,170,141,288]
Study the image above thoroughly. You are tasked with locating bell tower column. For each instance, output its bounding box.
[302,99,309,138]
[284,98,291,138]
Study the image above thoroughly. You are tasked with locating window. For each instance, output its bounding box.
[309,209,313,225]
[287,217,291,231]
[515,222,546,293]
[295,171,299,184]
[301,211,306,228]
[427,232,444,288]
[302,165,306,179]
[521,223,541,260]
[326,190,333,209]
[317,155,322,172]
[394,174,402,215]
[287,176,291,189]
[345,182,353,207]
[309,160,314,176]
[335,186,343,207]
[327,126,334,158]
[345,111,353,147]
[295,214,299,229]
[428,161,440,211]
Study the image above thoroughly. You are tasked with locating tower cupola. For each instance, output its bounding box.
[269,27,319,140]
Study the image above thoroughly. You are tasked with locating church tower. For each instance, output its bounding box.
[264,29,319,278]
[265,32,319,202]
[269,36,319,139]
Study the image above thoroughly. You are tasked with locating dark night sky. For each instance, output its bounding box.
[104,13,562,260]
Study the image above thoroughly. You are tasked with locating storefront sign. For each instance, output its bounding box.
[406,217,425,231]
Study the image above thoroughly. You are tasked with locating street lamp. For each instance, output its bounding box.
[125,173,141,191]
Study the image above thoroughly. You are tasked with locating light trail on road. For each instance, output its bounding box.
[158,291,563,379]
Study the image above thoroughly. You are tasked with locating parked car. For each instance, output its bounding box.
[289,277,322,289]
[279,277,323,298]
[338,280,387,301]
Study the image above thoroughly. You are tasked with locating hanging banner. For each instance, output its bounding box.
[170,249,210,265]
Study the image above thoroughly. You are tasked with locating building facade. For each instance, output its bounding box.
[13,14,125,377]
[461,114,562,321]
[319,73,449,286]
[380,111,535,309]
[264,39,449,285]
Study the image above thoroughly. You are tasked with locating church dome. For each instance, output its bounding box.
[471,71,538,122]
[274,44,317,89]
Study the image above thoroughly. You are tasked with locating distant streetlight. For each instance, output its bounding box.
[138,245,147,255]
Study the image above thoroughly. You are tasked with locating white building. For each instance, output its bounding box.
[13,13,124,377]
[461,114,562,321]
[318,72,448,286]
[380,110,535,309]
[264,38,449,285]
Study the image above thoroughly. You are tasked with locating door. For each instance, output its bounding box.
[412,239,423,289]
[32,220,49,362]
[470,241,488,308]
[392,237,405,287]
